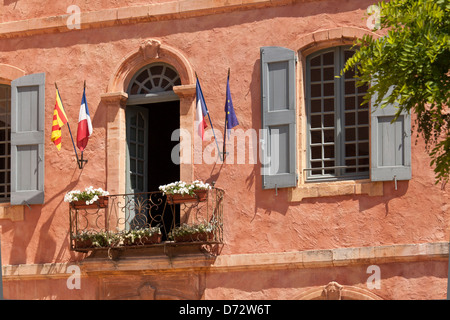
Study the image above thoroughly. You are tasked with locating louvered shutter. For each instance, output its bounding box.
[370,86,411,181]
[10,73,45,205]
[260,47,297,189]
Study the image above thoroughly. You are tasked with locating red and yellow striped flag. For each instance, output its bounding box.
[51,88,69,150]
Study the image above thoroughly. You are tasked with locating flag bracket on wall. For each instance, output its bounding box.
[77,153,88,169]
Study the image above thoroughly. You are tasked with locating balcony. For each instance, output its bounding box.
[68,187,224,257]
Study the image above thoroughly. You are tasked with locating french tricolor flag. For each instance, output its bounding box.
[196,78,208,140]
[76,87,93,152]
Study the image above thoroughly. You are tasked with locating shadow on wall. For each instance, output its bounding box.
[4,164,87,265]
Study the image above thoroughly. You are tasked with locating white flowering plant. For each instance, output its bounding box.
[158,180,211,196]
[64,186,109,205]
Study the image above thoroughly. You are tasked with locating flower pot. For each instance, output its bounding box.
[70,196,109,209]
[75,238,93,248]
[167,190,208,204]
[123,233,162,246]
[139,233,162,245]
[173,231,213,242]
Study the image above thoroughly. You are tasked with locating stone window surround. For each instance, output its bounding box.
[289,27,385,202]
[101,39,196,195]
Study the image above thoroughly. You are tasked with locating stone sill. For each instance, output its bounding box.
[288,180,384,202]
[0,203,24,221]
[3,242,448,280]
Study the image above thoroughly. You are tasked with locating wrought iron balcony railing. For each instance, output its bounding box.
[68,187,224,255]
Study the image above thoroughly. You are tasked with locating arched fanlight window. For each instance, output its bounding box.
[128,63,181,95]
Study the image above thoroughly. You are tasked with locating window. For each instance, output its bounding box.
[260,45,411,192]
[306,46,369,181]
[0,85,11,202]
[128,63,181,95]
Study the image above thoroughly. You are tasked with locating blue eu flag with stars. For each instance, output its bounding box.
[224,75,239,137]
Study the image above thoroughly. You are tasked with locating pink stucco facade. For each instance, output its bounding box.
[0,0,448,300]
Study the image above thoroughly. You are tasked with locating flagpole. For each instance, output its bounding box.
[78,80,88,169]
[55,82,81,167]
[195,73,223,162]
[222,68,231,162]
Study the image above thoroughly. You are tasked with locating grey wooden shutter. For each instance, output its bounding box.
[10,73,45,205]
[260,46,297,189]
[370,86,411,181]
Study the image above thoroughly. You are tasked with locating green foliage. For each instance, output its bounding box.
[343,0,450,184]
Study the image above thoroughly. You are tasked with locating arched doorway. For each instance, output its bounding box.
[125,63,181,235]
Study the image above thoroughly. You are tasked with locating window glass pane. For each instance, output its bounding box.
[358,111,369,125]
[323,129,334,143]
[359,158,369,166]
[323,98,334,112]
[311,68,321,82]
[311,115,321,128]
[136,70,149,83]
[323,52,334,65]
[324,160,335,174]
[310,55,321,67]
[311,84,321,97]
[358,126,369,140]
[311,99,321,113]
[345,128,356,141]
[345,81,355,94]
[150,65,164,76]
[311,130,322,144]
[358,142,369,156]
[323,67,334,81]
[345,96,355,110]
[323,82,334,96]
[311,146,322,160]
[345,159,356,173]
[346,143,356,157]
[345,112,355,126]
[311,161,322,175]
[323,114,334,128]
[324,145,334,159]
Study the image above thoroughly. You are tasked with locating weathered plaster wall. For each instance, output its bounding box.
[0,0,448,300]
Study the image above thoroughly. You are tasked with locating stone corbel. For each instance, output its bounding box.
[100,91,128,107]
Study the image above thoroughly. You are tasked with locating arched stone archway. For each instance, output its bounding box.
[101,40,196,195]
[0,64,25,84]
